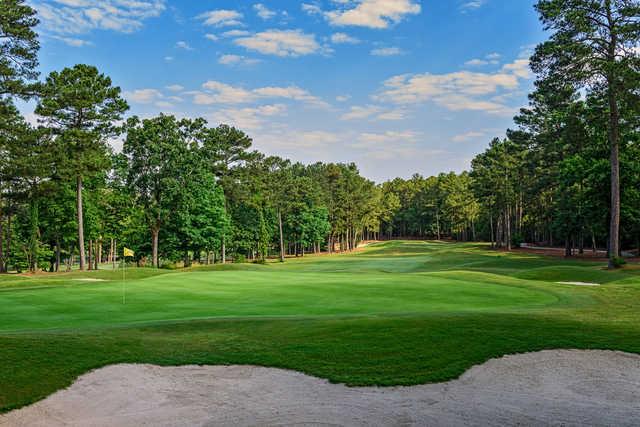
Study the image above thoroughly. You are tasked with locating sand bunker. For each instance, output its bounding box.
[557,281,601,286]
[71,278,107,282]
[2,350,639,427]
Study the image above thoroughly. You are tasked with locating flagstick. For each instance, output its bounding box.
[122,253,126,305]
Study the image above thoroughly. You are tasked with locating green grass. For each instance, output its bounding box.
[1,240,640,412]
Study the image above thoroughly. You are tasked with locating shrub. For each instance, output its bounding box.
[611,256,627,268]
[511,233,524,248]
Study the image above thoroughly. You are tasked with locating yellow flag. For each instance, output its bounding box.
[123,247,135,257]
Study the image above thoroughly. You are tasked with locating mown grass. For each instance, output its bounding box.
[1,241,640,413]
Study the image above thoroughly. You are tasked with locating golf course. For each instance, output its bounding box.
[2,241,640,414]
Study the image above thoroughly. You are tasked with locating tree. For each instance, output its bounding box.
[124,115,187,268]
[0,0,39,99]
[36,64,128,270]
[532,0,640,267]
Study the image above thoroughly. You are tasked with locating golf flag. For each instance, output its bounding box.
[124,247,134,257]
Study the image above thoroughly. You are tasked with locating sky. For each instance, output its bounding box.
[25,0,546,182]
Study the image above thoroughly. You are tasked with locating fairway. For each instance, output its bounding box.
[2,241,640,413]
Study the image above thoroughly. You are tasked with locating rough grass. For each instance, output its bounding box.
[1,241,640,413]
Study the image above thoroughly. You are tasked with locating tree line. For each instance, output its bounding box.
[1,0,639,272]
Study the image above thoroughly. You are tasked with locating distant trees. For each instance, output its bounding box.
[2,0,640,272]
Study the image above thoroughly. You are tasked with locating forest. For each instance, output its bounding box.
[1,0,639,272]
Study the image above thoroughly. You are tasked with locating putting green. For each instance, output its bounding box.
[1,241,640,413]
[0,269,557,332]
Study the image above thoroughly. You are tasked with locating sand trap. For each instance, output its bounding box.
[2,350,640,427]
[557,281,601,287]
[72,278,107,282]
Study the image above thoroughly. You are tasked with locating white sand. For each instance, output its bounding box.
[2,350,640,426]
[72,278,107,282]
[557,281,601,287]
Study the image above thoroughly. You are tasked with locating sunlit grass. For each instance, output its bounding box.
[1,241,639,412]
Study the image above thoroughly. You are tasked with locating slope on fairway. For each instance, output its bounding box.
[0,267,557,332]
[1,241,640,414]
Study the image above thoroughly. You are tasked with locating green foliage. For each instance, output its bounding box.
[611,256,627,268]
[0,0,39,99]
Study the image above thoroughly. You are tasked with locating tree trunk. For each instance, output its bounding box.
[608,84,621,268]
[88,239,93,271]
[55,239,61,272]
[76,175,86,270]
[221,236,226,264]
[152,227,159,268]
[67,244,73,272]
[6,213,11,270]
[0,209,4,273]
[94,240,99,270]
[113,239,117,270]
[490,212,495,249]
[505,207,512,251]
[278,209,285,262]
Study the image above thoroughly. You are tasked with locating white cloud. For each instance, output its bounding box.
[176,41,193,50]
[353,131,428,160]
[50,35,92,47]
[371,46,404,56]
[33,0,165,36]
[197,9,243,27]
[451,131,486,142]
[331,32,360,44]
[204,33,218,41]
[212,104,287,130]
[254,3,276,20]
[234,29,321,57]
[195,81,256,104]
[155,101,174,109]
[465,59,488,66]
[165,84,184,92]
[256,130,343,152]
[376,109,406,120]
[374,58,532,115]
[221,29,251,37]
[460,1,486,12]
[301,3,322,15]
[465,52,501,67]
[341,105,406,121]
[341,105,382,120]
[336,95,351,102]
[218,54,261,66]
[501,58,531,79]
[325,0,421,29]
[164,56,174,62]
[192,81,329,108]
[124,88,163,104]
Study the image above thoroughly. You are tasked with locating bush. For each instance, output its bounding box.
[511,233,524,248]
[160,261,179,270]
[610,256,627,268]
[234,254,247,264]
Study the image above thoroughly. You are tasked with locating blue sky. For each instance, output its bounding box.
[27,0,545,182]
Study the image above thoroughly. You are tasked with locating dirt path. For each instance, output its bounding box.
[2,350,639,427]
